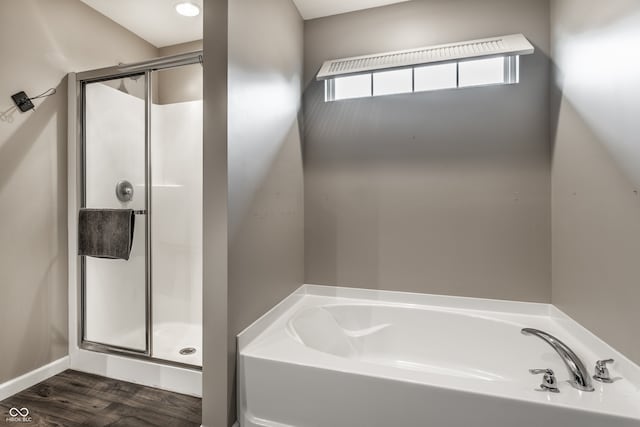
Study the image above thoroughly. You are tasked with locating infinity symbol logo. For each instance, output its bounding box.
[9,407,29,417]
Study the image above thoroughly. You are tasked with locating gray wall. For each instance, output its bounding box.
[202,1,228,426]
[0,0,156,385]
[158,40,204,105]
[551,0,640,364]
[227,0,304,424]
[303,0,552,302]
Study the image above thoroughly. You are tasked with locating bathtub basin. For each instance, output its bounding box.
[237,285,640,427]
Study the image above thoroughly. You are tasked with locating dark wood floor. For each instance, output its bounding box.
[0,370,201,427]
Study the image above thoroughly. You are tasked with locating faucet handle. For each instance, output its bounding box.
[593,359,615,383]
[529,369,560,393]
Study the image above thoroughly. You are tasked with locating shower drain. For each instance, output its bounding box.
[179,347,197,356]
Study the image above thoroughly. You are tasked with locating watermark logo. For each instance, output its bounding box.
[6,407,32,423]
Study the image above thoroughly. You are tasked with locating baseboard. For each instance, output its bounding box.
[202,423,237,427]
[70,348,202,397]
[0,356,70,401]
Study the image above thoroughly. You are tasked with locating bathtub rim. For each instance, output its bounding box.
[237,285,640,425]
[238,284,640,391]
[238,284,553,349]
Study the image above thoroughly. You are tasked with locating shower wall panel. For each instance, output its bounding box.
[84,83,202,361]
[151,99,203,365]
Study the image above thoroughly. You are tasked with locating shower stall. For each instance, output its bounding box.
[67,51,203,394]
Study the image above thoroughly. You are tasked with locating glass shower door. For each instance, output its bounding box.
[151,63,203,366]
[150,64,203,366]
[82,75,149,353]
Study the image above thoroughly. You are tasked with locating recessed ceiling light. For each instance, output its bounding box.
[175,2,200,17]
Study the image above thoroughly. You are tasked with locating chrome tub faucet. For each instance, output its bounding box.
[521,328,594,392]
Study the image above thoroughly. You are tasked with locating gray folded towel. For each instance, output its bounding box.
[78,209,135,260]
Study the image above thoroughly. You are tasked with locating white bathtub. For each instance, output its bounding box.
[237,285,640,427]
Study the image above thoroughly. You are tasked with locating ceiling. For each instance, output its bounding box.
[80,0,411,48]
[80,0,203,48]
[292,0,411,20]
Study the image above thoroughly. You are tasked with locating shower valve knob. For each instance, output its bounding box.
[116,180,134,203]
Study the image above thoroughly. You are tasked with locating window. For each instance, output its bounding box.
[414,63,457,92]
[373,69,413,96]
[458,56,505,87]
[327,74,372,101]
[325,55,520,102]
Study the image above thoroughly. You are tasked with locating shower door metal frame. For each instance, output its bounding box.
[78,69,151,358]
[75,50,203,369]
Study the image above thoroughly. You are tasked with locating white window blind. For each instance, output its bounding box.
[317,34,534,81]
